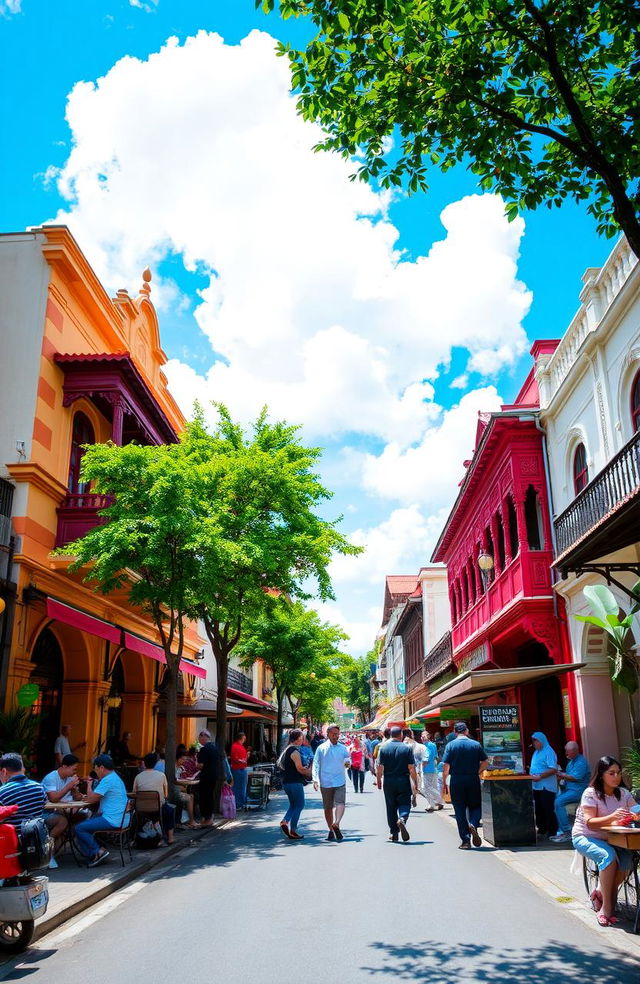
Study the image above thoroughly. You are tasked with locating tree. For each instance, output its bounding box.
[235,596,349,749]
[343,654,374,724]
[269,1,640,256]
[576,581,640,738]
[67,441,201,795]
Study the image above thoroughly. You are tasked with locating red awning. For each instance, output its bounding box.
[226,687,273,708]
[123,631,206,679]
[47,598,121,644]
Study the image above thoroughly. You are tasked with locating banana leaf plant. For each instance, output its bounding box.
[576,581,640,737]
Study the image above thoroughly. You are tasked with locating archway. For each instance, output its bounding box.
[29,628,64,774]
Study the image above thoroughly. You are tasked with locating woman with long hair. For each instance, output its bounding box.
[572,755,638,926]
[350,736,366,793]
[279,729,312,840]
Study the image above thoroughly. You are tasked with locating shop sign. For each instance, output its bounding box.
[458,643,489,675]
[17,683,39,708]
[479,704,524,773]
[439,707,471,723]
[562,689,572,729]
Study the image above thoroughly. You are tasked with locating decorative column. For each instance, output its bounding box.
[503,499,513,565]
[490,514,501,576]
[111,397,125,446]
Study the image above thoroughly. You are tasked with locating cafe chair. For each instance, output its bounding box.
[132,791,174,846]
[95,799,134,867]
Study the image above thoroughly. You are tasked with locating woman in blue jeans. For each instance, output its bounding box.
[279,729,312,840]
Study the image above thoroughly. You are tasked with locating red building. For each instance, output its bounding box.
[430,343,578,755]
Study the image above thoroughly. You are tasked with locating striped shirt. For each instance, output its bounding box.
[0,774,47,824]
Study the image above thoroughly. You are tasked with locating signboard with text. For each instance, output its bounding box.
[479,704,524,773]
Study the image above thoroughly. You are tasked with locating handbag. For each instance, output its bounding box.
[220,783,236,820]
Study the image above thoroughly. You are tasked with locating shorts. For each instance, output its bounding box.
[573,834,633,872]
[320,785,346,809]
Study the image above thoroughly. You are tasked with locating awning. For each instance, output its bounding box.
[234,708,278,721]
[124,631,206,679]
[174,699,243,718]
[47,598,120,644]
[226,687,273,708]
[426,662,586,709]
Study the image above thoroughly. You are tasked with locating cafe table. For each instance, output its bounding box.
[600,826,640,933]
[44,801,92,863]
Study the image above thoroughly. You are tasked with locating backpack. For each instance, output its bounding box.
[19,817,53,871]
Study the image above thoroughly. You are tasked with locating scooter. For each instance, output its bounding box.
[0,805,50,954]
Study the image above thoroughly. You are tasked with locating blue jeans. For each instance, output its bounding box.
[232,769,248,809]
[554,788,582,833]
[282,782,305,831]
[75,815,121,857]
[450,775,481,843]
[573,834,633,872]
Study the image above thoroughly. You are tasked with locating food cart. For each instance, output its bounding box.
[479,704,537,847]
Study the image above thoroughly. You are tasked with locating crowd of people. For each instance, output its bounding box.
[277,723,640,930]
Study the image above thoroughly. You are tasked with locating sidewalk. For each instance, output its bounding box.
[33,819,232,942]
[437,806,640,959]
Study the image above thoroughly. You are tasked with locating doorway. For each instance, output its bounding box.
[29,628,64,775]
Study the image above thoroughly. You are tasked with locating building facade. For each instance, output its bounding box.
[0,227,206,775]
[534,236,640,761]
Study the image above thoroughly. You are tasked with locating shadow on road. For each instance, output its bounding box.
[361,939,638,982]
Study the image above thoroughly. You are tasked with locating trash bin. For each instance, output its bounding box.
[246,772,269,810]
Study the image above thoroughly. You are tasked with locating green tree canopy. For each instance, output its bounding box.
[269,0,640,256]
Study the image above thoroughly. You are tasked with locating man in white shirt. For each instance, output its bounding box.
[54,725,86,767]
[41,753,84,856]
[312,724,351,841]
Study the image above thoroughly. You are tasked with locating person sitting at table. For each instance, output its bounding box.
[175,752,200,828]
[132,753,176,844]
[0,754,46,825]
[75,754,129,867]
[572,755,639,926]
[179,747,200,779]
[41,753,85,849]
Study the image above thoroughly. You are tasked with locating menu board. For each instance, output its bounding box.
[479,705,524,773]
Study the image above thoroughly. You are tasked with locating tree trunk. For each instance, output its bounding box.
[276,688,284,754]
[164,659,179,801]
[215,647,229,753]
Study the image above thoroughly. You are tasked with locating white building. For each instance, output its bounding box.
[534,237,640,761]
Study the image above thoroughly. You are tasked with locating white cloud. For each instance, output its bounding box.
[356,386,504,506]
[129,0,159,9]
[48,30,531,445]
[0,1,22,15]
[311,601,381,657]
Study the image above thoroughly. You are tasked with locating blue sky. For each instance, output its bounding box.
[1,1,613,653]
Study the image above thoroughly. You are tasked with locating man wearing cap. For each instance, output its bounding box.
[75,754,129,867]
[441,722,489,850]
[376,726,418,842]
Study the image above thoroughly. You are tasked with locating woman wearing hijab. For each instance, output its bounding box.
[529,731,558,840]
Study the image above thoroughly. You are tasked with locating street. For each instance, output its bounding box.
[2,781,638,984]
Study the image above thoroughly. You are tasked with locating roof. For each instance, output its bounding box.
[382,575,419,623]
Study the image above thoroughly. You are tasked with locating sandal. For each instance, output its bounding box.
[596,913,612,926]
[590,889,603,912]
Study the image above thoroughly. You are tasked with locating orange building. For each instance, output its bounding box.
[0,226,205,776]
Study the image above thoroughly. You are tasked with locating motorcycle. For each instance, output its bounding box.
[0,804,51,954]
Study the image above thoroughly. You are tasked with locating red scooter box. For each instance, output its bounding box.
[0,805,23,878]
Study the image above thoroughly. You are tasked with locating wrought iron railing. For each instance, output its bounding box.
[228,667,253,694]
[60,492,113,510]
[424,631,453,683]
[555,429,640,557]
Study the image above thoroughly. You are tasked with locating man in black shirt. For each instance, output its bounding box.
[442,722,489,850]
[197,729,220,827]
[377,726,417,842]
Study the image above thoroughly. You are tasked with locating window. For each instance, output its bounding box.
[450,588,457,624]
[524,485,544,551]
[485,528,495,584]
[461,569,469,612]
[573,443,589,495]
[632,370,640,433]
[67,412,95,494]
[467,559,476,605]
[507,496,519,558]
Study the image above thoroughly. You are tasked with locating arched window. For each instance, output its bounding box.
[507,496,519,558]
[524,485,544,551]
[573,443,589,495]
[450,587,457,624]
[67,412,95,494]
[632,370,640,433]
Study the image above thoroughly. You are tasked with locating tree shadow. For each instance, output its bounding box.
[361,939,639,982]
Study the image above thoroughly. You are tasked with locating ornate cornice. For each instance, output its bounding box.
[6,462,67,501]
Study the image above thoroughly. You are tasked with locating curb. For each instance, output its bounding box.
[33,819,229,943]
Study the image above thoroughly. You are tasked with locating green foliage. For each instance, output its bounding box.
[576,581,640,694]
[0,707,40,770]
[268,0,640,254]
[622,739,640,791]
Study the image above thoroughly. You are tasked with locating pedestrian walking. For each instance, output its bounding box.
[441,722,488,850]
[279,729,312,840]
[350,737,366,792]
[421,731,444,812]
[196,729,220,827]
[404,729,425,805]
[312,724,350,841]
[376,726,417,842]
[230,732,249,810]
[529,731,559,840]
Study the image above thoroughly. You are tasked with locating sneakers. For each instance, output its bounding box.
[397,818,410,842]
[425,807,434,813]
[88,850,109,867]
[459,841,471,850]
[326,830,336,841]
[468,824,482,848]
[332,825,344,841]
[549,832,572,843]
[388,834,399,842]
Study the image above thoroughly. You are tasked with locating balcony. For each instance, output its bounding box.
[555,428,640,568]
[406,664,424,695]
[228,667,253,695]
[55,492,112,548]
[424,632,453,683]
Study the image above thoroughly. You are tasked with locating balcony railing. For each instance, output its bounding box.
[228,667,253,695]
[55,492,113,548]
[555,429,640,558]
[424,631,453,683]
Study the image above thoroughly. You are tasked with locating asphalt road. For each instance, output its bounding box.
[3,780,639,984]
